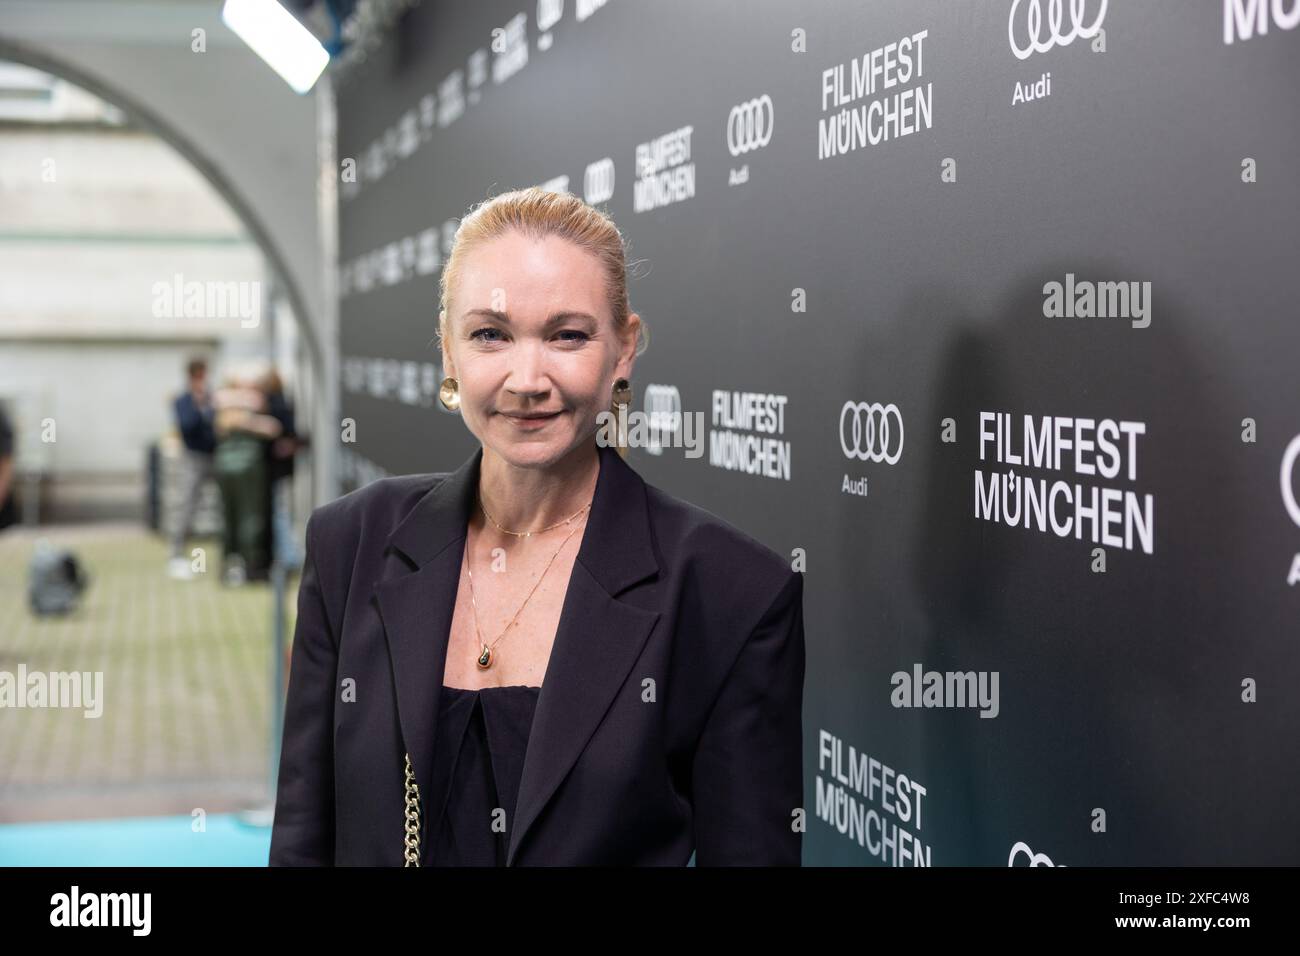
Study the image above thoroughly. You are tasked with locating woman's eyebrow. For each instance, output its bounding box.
[461,308,597,326]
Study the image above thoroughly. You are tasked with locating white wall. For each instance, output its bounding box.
[0,0,335,509]
[0,340,220,474]
[0,125,269,478]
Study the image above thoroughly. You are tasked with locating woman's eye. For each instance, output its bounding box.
[469,327,587,344]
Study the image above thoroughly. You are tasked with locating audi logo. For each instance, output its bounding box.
[839,401,904,464]
[643,384,682,455]
[1008,0,1108,60]
[727,94,774,157]
[1282,434,1300,529]
[584,157,615,205]
[1008,841,1062,867]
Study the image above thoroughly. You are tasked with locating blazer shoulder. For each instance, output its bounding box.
[643,482,796,592]
[306,472,449,549]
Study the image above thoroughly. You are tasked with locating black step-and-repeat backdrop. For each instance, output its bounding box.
[335,0,1299,865]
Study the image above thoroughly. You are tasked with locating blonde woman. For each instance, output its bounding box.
[270,187,805,866]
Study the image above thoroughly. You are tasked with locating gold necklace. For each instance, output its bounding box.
[465,495,591,669]
[479,496,593,537]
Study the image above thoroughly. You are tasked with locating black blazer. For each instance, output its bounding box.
[268,441,805,866]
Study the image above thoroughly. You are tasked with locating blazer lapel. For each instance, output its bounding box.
[373,445,479,864]
[374,442,661,866]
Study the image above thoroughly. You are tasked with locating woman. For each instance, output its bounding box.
[269,187,805,866]
[212,368,283,585]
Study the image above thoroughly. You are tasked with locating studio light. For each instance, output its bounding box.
[221,0,331,94]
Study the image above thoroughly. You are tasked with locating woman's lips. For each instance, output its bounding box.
[503,410,563,429]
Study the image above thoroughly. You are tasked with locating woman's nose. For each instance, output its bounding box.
[504,341,550,392]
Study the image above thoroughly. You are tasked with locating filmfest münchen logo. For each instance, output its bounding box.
[1224,0,1300,44]
[634,125,695,213]
[976,410,1155,554]
[817,728,932,866]
[1008,0,1108,59]
[709,388,791,480]
[818,28,933,159]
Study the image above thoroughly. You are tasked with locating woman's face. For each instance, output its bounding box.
[441,229,639,470]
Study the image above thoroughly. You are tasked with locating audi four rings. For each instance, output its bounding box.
[1007,0,1108,60]
[727,94,774,156]
[840,401,904,464]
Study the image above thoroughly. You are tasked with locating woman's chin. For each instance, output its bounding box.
[488,428,570,465]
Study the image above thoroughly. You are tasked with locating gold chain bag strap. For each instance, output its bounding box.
[403,751,422,866]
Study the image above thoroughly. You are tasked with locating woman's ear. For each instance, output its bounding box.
[618,312,642,375]
[438,311,455,378]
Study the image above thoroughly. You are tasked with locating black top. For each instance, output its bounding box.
[428,684,541,865]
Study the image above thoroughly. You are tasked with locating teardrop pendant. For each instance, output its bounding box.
[477,644,493,669]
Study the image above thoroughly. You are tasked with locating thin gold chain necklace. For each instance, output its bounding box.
[464,495,591,670]
[479,495,592,537]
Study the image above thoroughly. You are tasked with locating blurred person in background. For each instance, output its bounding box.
[0,402,17,533]
[168,358,216,578]
[213,367,282,586]
[260,367,305,570]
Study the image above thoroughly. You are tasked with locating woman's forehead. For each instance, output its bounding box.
[454,239,610,320]
[463,234,600,282]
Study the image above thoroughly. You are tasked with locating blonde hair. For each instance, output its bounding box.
[437,186,648,356]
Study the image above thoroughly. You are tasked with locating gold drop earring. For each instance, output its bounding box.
[612,377,631,457]
[439,376,460,411]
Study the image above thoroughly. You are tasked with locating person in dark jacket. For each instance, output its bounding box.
[169,358,216,578]
[0,403,18,532]
[260,367,304,569]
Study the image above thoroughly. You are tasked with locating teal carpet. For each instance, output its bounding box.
[0,813,272,866]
